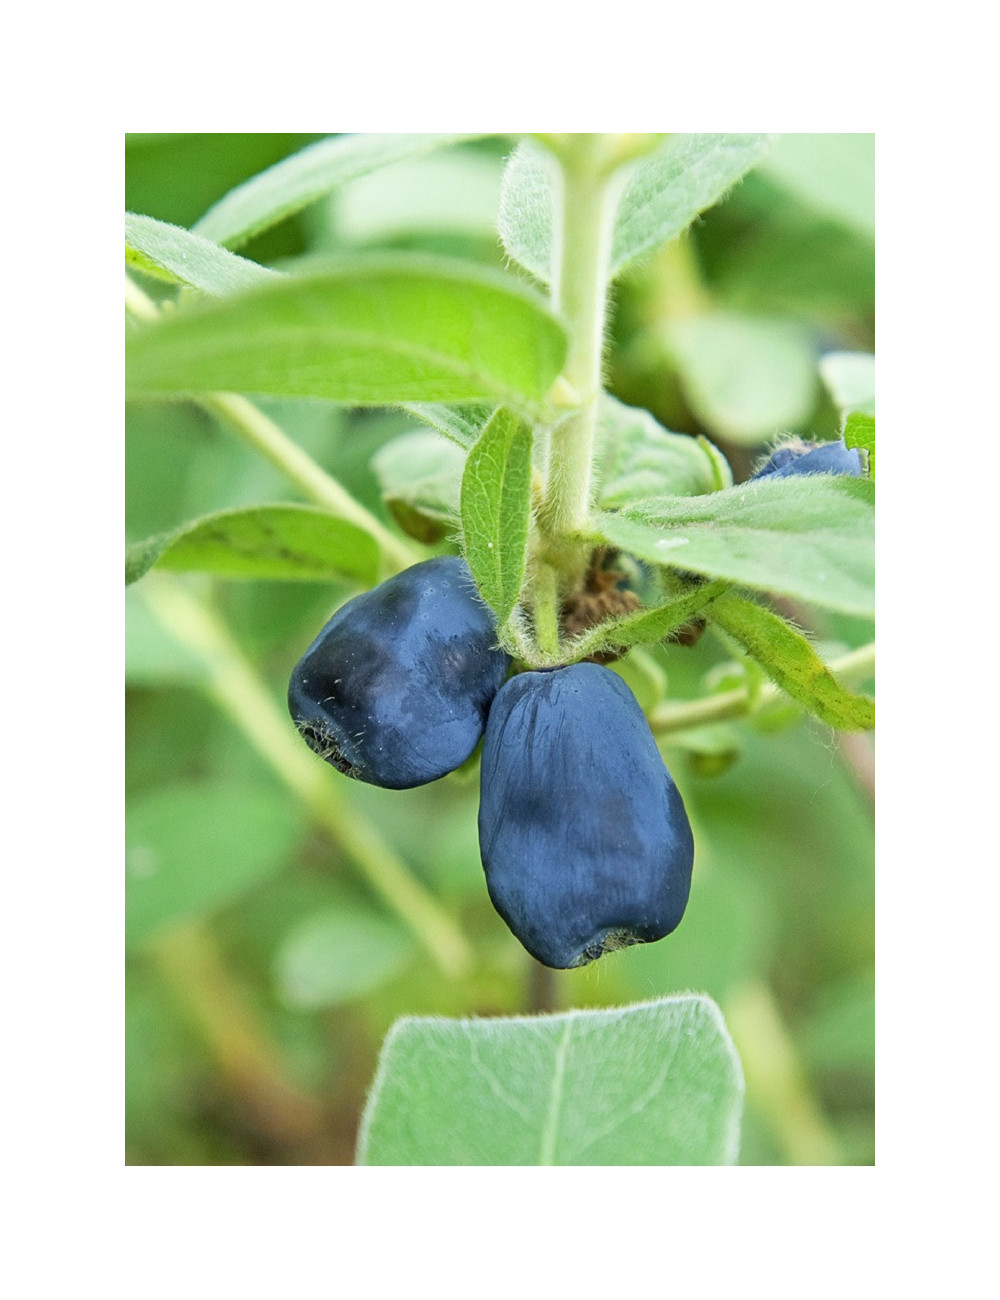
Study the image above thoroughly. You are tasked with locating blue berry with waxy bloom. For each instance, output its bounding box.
[752,438,863,481]
[288,556,510,790]
[478,662,694,969]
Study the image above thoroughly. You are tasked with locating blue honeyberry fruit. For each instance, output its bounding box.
[288,556,511,790]
[478,662,694,969]
[752,438,864,481]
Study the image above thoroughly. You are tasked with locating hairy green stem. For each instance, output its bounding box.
[140,573,474,978]
[541,138,623,544]
[649,642,876,736]
[125,273,415,577]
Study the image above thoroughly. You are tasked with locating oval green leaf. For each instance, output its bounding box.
[460,406,533,625]
[357,995,744,1165]
[125,505,381,586]
[274,907,416,1009]
[611,133,777,276]
[598,476,875,618]
[125,256,567,407]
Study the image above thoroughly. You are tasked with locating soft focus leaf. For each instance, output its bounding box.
[275,908,416,1009]
[762,134,875,241]
[708,592,875,730]
[357,996,744,1165]
[125,256,567,407]
[371,430,464,542]
[125,212,276,295]
[611,134,777,275]
[820,351,875,416]
[193,133,483,248]
[125,783,302,947]
[125,505,380,585]
[597,476,875,617]
[460,406,533,625]
[665,311,819,445]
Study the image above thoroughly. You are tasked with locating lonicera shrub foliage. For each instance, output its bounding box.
[125,133,874,1166]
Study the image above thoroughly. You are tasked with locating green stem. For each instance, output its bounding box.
[649,642,876,736]
[140,573,474,979]
[541,138,623,544]
[125,273,415,577]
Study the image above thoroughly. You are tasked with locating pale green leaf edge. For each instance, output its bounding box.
[354,993,745,1166]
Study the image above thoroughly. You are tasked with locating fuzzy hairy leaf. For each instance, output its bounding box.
[125,505,380,585]
[193,133,483,248]
[611,133,777,275]
[597,476,875,617]
[125,212,276,295]
[596,394,732,506]
[357,995,744,1165]
[125,256,567,407]
[460,407,533,625]
[401,402,497,450]
[707,592,875,730]
[497,139,558,283]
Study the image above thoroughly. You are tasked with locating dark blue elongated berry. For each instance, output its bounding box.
[752,439,864,481]
[478,662,694,969]
[288,556,510,790]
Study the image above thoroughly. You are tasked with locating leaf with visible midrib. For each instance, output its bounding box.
[125,505,380,586]
[125,256,567,408]
[356,995,744,1166]
[597,476,875,618]
[707,592,875,731]
[460,407,533,626]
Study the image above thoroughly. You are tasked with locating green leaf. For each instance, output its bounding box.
[821,352,875,466]
[401,402,496,449]
[762,134,875,241]
[193,133,483,248]
[611,134,777,276]
[125,505,380,586]
[844,410,875,457]
[274,907,416,1009]
[497,139,558,283]
[597,476,875,618]
[460,406,533,625]
[125,255,567,407]
[333,149,503,246]
[126,782,302,948]
[707,592,875,730]
[665,311,820,445]
[596,394,732,507]
[820,351,875,415]
[371,431,463,543]
[125,212,276,295]
[356,995,744,1165]
[571,580,729,659]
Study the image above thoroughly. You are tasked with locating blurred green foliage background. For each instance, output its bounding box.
[125,133,875,1165]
